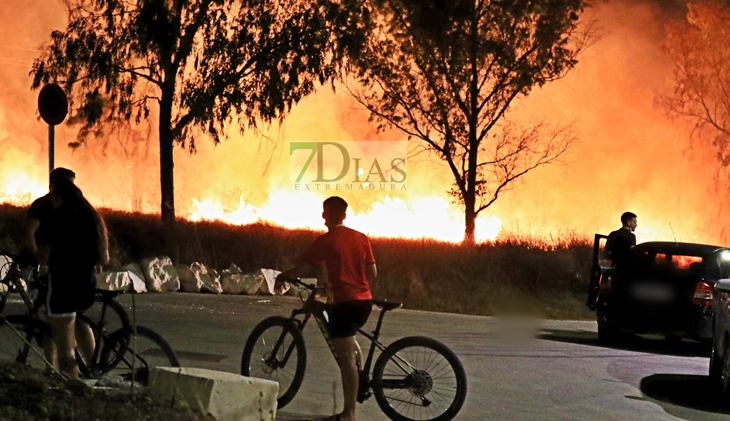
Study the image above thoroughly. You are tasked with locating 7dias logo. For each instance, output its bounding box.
[289,141,407,191]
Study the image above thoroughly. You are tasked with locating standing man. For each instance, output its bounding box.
[605,211,638,268]
[587,211,637,309]
[276,196,377,421]
[23,167,100,377]
[23,167,76,368]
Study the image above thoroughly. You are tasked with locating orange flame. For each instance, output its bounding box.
[189,191,502,242]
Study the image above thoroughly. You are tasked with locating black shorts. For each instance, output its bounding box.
[46,269,96,316]
[329,300,372,339]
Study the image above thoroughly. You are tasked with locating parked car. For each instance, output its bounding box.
[710,276,730,398]
[588,235,730,345]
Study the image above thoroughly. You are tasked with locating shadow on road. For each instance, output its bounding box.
[640,374,730,418]
[276,412,328,421]
[536,328,709,358]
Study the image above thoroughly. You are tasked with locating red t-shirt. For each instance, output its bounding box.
[302,226,375,303]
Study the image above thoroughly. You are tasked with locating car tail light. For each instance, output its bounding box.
[599,274,612,295]
[692,281,715,306]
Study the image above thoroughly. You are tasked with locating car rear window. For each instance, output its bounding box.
[630,251,706,278]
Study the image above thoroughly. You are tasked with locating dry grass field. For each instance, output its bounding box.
[0,203,594,320]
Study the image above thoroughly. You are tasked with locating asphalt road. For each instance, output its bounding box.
[7,292,730,420]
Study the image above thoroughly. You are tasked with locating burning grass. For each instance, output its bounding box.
[0,203,594,320]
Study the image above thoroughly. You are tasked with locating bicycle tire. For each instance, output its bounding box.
[0,314,51,370]
[98,325,179,386]
[241,316,307,409]
[84,297,131,335]
[372,336,467,421]
[78,297,131,370]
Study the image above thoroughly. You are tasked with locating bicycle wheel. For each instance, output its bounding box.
[99,325,179,386]
[78,297,130,370]
[241,316,307,409]
[372,336,467,421]
[0,314,51,371]
[83,297,130,336]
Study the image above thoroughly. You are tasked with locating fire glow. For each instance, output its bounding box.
[0,173,503,243]
[190,191,503,243]
[0,171,46,205]
[2,0,730,247]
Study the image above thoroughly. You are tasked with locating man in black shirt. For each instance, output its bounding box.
[587,212,638,309]
[25,167,76,264]
[605,211,638,268]
[23,167,98,375]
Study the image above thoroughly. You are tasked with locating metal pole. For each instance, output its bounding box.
[48,124,54,173]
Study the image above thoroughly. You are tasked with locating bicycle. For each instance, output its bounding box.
[241,278,467,421]
[0,249,179,385]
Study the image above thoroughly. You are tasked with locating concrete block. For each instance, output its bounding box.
[149,367,278,421]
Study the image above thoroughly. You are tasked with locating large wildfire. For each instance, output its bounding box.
[0,0,726,244]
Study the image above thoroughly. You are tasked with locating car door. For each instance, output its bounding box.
[587,233,609,310]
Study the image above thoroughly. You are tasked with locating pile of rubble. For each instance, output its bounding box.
[95,257,294,296]
[0,254,297,297]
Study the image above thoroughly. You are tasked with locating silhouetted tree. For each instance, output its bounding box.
[661,2,730,180]
[347,0,591,243]
[32,0,363,223]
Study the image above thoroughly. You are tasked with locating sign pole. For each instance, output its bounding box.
[48,124,54,173]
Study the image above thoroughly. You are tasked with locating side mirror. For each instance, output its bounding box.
[715,278,730,293]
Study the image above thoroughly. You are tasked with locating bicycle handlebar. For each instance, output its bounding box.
[0,246,37,268]
[278,276,315,291]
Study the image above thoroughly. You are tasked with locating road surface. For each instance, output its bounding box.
[103,292,730,421]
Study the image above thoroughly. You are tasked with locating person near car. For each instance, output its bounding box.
[605,211,638,268]
[275,196,377,421]
[587,211,638,309]
[43,176,109,379]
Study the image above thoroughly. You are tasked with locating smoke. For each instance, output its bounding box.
[0,0,726,244]
[495,0,726,244]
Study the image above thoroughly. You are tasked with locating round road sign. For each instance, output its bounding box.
[38,83,68,126]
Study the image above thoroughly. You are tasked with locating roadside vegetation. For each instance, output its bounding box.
[0,203,594,320]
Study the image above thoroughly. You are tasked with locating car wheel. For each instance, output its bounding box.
[722,340,730,400]
[710,340,722,387]
[598,321,620,344]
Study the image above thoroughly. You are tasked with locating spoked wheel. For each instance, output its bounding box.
[372,336,467,421]
[241,316,306,409]
[0,314,51,370]
[99,325,179,386]
[83,298,130,337]
[78,298,130,368]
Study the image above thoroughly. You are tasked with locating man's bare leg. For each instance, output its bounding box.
[47,316,78,379]
[74,319,95,367]
[42,331,57,370]
[332,336,359,421]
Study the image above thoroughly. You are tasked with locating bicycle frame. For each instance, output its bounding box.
[1,251,122,377]
[272,280,416,400]
[75,301,113,376]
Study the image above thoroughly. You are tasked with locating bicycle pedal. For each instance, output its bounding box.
[357,391,371,403]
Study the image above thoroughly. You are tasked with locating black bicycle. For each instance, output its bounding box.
[0,249,179,384]
[241,278,467,421]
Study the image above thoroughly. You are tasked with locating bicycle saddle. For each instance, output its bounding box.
[95,289,126,299]
[372,299,402,311]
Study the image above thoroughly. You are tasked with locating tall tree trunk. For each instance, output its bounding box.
[159,101,175,225]
[464,201,476,244]
[463,12,479,246]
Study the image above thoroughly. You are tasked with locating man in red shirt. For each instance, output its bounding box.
[276,196,377,421]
